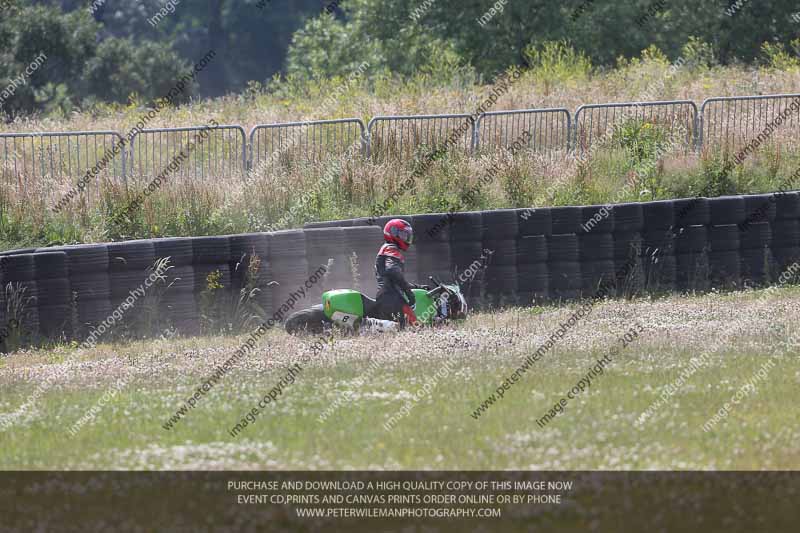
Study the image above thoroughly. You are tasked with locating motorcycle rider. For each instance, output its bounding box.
[374,219,425,327]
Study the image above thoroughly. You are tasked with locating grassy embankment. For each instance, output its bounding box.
[1,43,800,249]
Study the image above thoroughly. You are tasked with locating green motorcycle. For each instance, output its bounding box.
[284,277,468,335]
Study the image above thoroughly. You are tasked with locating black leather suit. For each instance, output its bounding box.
[374,243,417,324]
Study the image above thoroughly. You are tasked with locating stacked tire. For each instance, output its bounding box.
[45,244,112,338]
[673,198,710,293]
[612,203,645,297]
[449,211,485,306]
[269,230,310,321]
[547,207,582,301]
[551,206,582,235]
[740,194,776,285]
[516,208,551,306]
[673,225,710,292]
[0,253,40,343]
[152,237,198,334]
[739,221,773,286]
[481,210,519,307]
[547,234,581,301]
[412,213,454,292]
[305,228,350,302]
[192,236,233,331]
[343,225,383,297]
[33,252,73,340]
[229,232,273,317]
[770,191,800,280]
[578,205,616,297]
[0,267,4,335]
[108,239,159,331]
[708,196,745,289]
[304,219,355,229]
[742,193,777,227]
[641,200,676,292]
[708,225,741,289]
[0,254,39,342]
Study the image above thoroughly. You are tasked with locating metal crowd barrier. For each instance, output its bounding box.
[367,113,476,160]
[574,100,698,155]
[475,108,571,154]
[699,94,800,152]
[129,125,247,182]
[249,118,365,175]
[0,130,125,205]
[2,92,799,203]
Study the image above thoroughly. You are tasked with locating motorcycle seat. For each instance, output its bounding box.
[361,294,378,316]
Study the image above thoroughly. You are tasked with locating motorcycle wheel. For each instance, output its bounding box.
[285,305,329,335]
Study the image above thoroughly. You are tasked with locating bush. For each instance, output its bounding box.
[613,119,670,164]
[522,40,592,94]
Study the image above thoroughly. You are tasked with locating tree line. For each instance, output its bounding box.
[1,0,797,117]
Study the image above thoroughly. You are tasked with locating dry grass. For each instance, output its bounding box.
[1,57,799,248]
[2,58,798,134]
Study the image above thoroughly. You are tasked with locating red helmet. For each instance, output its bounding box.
[383,218,414,251]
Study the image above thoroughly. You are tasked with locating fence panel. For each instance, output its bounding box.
[700,94,800,153]
[574,100,698,156]
[6,93,800,205]
[367,114,475,161]
[475,108,571,154]
[0,131,125,207]
[249,119,365,176]
[129,125,246,183]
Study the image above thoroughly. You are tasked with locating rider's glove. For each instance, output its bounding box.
[406,289,416,307]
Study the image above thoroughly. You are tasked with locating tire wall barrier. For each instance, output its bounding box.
[302,190,799,306]
[1,190,798,346]
[516,207,550,307]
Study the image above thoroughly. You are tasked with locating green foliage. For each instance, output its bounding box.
[680,37,717,70]
[0,2,189,116]
[84,39,190,105]
[285,0,800,83]
[701,154,737,197]
[759,41,800,72]
[199,269,225,334]
[613,119,669,164]
[411,151,473,213]
[3,1,800,113]
[522,40,592,92]
[285,12,383,80]
[4,0,800,113]
[286,0,470,82]
[499,161,538,208]
[199,257,267,335]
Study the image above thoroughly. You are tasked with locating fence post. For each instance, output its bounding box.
[120,134,128,189]
[363,130,370,159]
[696,100,705,151]
[472,115,480,152]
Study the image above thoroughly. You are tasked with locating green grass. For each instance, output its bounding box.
[1,286,798,470]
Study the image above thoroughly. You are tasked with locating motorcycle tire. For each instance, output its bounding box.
[285,304,329,335]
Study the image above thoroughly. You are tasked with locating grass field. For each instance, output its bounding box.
[1,285,798,470]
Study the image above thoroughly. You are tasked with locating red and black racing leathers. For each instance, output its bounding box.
[374,243,418,324]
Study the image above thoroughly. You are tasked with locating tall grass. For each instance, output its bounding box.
[2,43,800,250]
